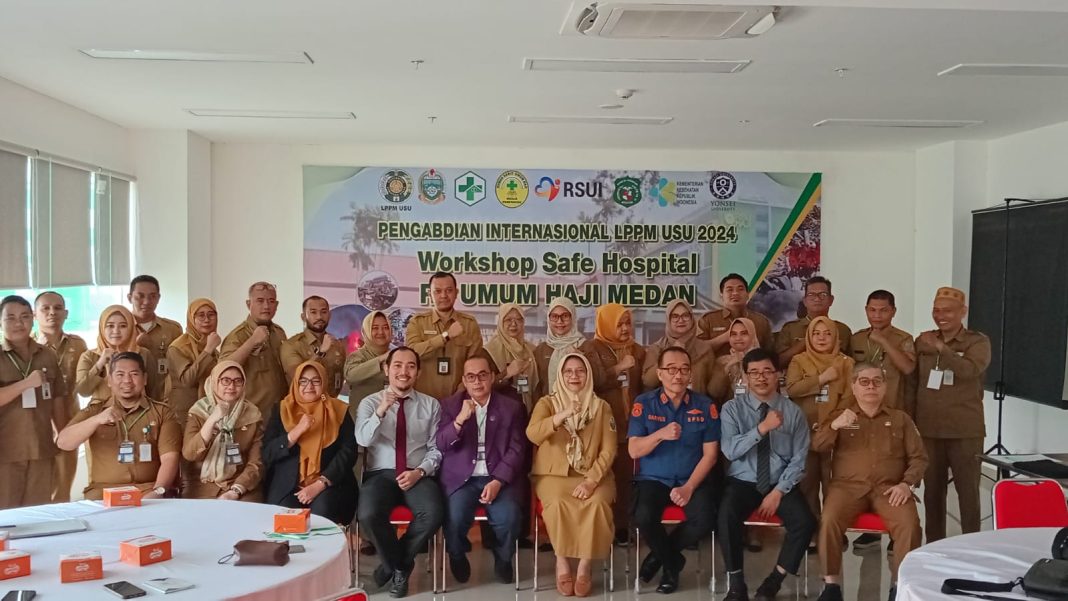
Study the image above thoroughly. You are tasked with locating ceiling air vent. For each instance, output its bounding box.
[567,3,776,39]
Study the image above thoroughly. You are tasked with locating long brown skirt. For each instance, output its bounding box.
[534,471,615,560]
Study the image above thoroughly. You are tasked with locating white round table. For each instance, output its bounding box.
[897,527,1060,600]
[0,499,350,600]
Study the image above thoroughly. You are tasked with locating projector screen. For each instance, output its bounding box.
[969,199,1068,410]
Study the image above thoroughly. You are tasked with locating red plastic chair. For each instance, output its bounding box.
[532,498,615,592]
[848,512,890,534]
[353,505,440,593]
[633,504,714,594]
[439,504,520,591]
[740,510,804,599]
[314,589,368,601]
[993,478,1068,529]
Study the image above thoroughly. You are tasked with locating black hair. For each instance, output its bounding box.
[302,295,328,311]
[385,345,421,369]
[129,275,161,293]
[741,348,779,372]
[719,273,749,292]
[657,345,691,367]
[428,272,457,288]
[0,295,32,312]
[110,351,146,372]
[804,275,832,294]
[866,289,896,307]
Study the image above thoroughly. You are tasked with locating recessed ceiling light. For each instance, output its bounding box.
[938,63,1068,77]
[813,118,983,129]
[523,57,750,74]
[185,109,355,119]
[80,49,313,64]
[508,115,672,125]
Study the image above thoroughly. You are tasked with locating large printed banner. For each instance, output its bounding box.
[303,166,821,349]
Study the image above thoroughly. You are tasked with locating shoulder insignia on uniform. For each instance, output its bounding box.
[608,416,617,432]
[709,404,719,419]
[631,403,643,418]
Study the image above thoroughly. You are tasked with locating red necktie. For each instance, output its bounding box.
[395,396,408,472]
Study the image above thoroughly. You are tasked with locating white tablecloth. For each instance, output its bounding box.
[0,499,349,601]
[897,527,1060,601]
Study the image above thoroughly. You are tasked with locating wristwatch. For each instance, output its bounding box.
[416,467,427,478]
[153,486,167,497]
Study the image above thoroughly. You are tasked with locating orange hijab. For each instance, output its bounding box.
[172,298,216,358]
[95,305,139,352]
[594,303,635,355]
[793,316,852,396]
[280,361,348,486]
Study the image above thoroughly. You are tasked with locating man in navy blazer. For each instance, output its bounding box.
[435,354,529,584]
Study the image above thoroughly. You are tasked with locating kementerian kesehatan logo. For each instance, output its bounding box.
[379,170,413,203]
[453,171,486,206]
[613,176,642,207]
[709,171,737,200]
[418,169,445,204]
[495,170,529,208]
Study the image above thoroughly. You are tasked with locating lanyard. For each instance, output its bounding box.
[5,350,33,379]
[119,406,150,441]
[866,334,885,367]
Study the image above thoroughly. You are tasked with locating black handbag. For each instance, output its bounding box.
[941,528,1068,600]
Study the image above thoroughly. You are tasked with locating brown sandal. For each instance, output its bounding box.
[574,574,593,597]
[556,574,575,596]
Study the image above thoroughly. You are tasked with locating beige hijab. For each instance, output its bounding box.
[663,299,713,357]
[360,310,391,354]
[172,298,217,358]
[188,361,261,484]
[550,353,604,473]
[485,303,540,401]
[544,297,586,390]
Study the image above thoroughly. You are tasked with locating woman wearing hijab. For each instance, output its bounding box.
[707,317,762,405]
[343,311,391,405]
[485,303,540,410]
[527,353,616,597]
[75,305,158,402]
[641,300,717,396]
[167,298,220,426]
[580,303,646,544]
[263,360,357,524]
[533,297,587,401]
[786,316,855,530]
[182,361,263,500]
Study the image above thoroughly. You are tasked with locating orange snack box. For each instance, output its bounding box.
[60,552,103,583]
[119,535,172,567]
[0,550,31,581]
[103,485,142,507]
[273,508,311,534]
[0,530,8,551]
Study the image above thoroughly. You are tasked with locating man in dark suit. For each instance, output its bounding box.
[435,354,530,584]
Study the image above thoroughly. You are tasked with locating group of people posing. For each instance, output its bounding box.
[0,270,990,601]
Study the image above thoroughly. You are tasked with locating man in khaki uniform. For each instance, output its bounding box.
[404,272,484,401]
[280,295,347,397]
[57,352,181,500]
[812,363,927,601]
[775,276,852,366]
[915,286,990,543]
[128,275,182,402]
[0,295,70,508]
[851,290,916,415]
[34,291,88,502]
[220,282,288,416]
[697,273,773,355]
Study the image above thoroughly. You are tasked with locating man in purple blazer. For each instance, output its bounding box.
[435,354,530,584]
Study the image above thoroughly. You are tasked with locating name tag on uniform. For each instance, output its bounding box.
[119,441,135,463]
[712,326,727,332]
[21,388,36,409]
[437,357,450,375]
[424,330,438,335]
[517,375,529,392]
[816,385,830,403]
[617,372,629,387]
[734,383,747,395]
[927,369,944,390]
[334,372,343,393]
[225,442,243,465]
[138,442,153,462]
[157,358,168,375]
[943,370,955,386]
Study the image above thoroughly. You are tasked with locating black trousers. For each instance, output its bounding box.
[631,479,717,571]
[357,469,445,574]
[717,477,815,575]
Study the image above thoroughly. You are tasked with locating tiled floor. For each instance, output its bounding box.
[353,479,993,600]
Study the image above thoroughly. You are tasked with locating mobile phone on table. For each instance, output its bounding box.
[104,581,147,598]
[289,544,306,553]
[2,592,37,601]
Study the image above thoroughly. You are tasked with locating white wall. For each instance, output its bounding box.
[210,143,917,336]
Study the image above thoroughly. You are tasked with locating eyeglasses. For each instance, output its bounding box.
[657,366,692,377]
[856,377,886,388]
[746,369,778,380]
[548,313,571,323]
[462,371,492,383]
[298,378,323,388]
[668,313,692,322]
[805,292,830,300]
[219,377,245,387]
[502,317,523,326]
[562,368,587,378]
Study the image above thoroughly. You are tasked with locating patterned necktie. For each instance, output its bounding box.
[756,403,772,494]
[395,396,409,472]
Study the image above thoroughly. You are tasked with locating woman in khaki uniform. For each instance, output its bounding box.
[75,305,158,403]
[485,303,540,411]
[708,317,762,406]
[786,316,855,533]
[527,353,616,598]
[182,361,263,501]
[580,303,645,544]
[167,298,220,426]
[532,297,586,401]
[343,310,391,405]
[641,300,717,396]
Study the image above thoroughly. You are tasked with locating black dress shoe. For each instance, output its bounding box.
[724,585,750,601]
[518,537,534,549]
[373,563,394,589]
[888,585,897,601]
[655,555,685,594]
[614,529,631,547]
[389,569,410,598]
[639,552,662,583]
[817,584,844,601]
[494,559,515,584]
[754,575,783,600]
[449,553,471,583]
[359,539,377,556]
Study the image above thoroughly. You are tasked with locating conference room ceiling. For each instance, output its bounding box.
[3,0,1068,150]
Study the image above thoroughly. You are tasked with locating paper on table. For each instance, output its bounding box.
[1000,454,1054,463]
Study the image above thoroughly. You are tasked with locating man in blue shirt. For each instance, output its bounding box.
[718,348,816,601]
[628,346,720,594]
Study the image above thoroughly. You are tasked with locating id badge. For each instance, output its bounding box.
[815,385,830,403]
[225,442,243,465]
[617,372,629,388]
[333,372,343,393]
[118,441,135,464]
[138,442,153,462]
[157,358,168,375]
[943,370,955,386]
[734,382,747,396]
[41,380,52,400]
[927,369,944,390]
[517,375,529,392]
[437,357,450,375]
[21,388,37,409]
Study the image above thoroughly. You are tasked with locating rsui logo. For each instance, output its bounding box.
[535,178,603,200]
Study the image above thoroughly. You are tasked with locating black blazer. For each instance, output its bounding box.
[262,407,357,505]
